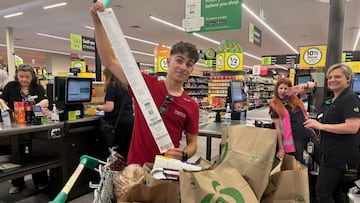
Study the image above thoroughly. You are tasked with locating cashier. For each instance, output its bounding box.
[0,64,48,112]
[0,64,49,194]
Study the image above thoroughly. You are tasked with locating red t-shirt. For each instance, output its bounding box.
[127,74,199,165]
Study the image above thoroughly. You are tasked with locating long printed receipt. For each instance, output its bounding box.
[97,8,174,153]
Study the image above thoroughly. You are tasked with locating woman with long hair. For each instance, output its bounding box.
[96,69,134,159]
[269,78,316,163]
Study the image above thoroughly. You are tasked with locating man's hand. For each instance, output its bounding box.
[164,148,184,161]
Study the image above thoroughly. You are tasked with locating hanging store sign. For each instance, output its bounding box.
[216,53,243,71]
[154,45,170,73]
[183,0,242,33]
[342,51,360,62]
[249,22,261,47]
[261,54,299,65]
[70,33,95,53]
[299,45,326,68]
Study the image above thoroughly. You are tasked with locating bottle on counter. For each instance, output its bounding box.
[51,104,59,122]
[1,109,11,126]
[24,101,34,124]
[224,103,231,120]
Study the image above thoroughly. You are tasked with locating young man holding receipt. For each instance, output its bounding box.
[90,1,199,166]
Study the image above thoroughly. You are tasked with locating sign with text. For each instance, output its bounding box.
[299,45,326,68]
[154,45,170,73]
[249,22,261,47]
[70,33,95,53]
[342,51,360,62]
[184,0,242,33]
[261,54,299,65]
[216,52,243,71]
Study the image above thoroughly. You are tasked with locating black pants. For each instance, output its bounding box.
[11,171,48,187]
[315,165,345,203]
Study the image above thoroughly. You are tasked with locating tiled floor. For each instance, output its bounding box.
[0,135,221,203]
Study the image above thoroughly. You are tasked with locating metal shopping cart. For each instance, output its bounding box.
[49,150,120,203]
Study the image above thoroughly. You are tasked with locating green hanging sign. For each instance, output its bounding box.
[200,0,242,32]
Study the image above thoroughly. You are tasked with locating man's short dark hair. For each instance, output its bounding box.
[170,41,199,63]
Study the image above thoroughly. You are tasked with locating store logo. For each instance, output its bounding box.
[201,180,245,203]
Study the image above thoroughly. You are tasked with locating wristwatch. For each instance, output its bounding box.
[182,151,188,162]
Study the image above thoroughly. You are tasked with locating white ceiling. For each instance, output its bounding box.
[0,0,359,71]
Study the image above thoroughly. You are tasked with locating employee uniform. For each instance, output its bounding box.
[0,80,48,190]
[270,103,315,164]
[0,81,47,110]
[315,88,360,202]
[102,80,134,158]
[127,73,199,166]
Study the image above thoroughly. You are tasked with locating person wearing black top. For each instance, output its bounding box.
[96,69,134,159]
[304,63,360,203]
[0,64,49,194]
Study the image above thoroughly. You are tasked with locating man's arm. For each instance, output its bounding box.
[184,132,198,159]
[90,2,128,86]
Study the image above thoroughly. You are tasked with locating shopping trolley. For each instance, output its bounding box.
[49,151,118,203]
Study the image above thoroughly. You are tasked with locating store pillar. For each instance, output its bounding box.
[6,27,15,79]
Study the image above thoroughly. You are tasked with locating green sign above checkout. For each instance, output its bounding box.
[70,33,95,53]
[183,0,242,33]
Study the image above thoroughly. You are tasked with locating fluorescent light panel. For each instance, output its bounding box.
[241,4,298,54]
[4,12,23,18]
[352,29,360,51]
[43,2,68,10]
[37,32,70,41]
[149,15,262,62]
[140,63,155,67]
[84,25,160,46]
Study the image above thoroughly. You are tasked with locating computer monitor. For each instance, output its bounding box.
[296,75,312,85]
[352,73,360,95]
[230,80,245,103]
[54,76,66,102]
[65,77,92,104]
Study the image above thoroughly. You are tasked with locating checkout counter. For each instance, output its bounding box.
[198,107,273,161]
[0,115,107,200]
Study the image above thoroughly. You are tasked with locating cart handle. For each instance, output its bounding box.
[49,155,102,203]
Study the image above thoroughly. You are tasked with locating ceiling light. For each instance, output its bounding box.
[4,12,24,19]
[84,25,95,30]
[43,2,68,10]
[84,25,159,46]
[125,36,159,46]
[242,4,298,54]
[140,63,155,67]
[316,0,351,3]
[149,15,185,32]
[353,29,360,51]
[192,33,220,45]
[130,50,154,57]
[149,15,261,62]
[37,32,70,41]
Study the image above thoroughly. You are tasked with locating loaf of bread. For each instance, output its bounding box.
[113,164,144,198]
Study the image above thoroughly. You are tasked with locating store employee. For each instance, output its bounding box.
[0,64,49,194]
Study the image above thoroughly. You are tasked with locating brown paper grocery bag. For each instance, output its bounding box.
[180,166,258,203]
[219,125,278,200]
[143,157,212,187]
[117,182,180,203]
[261,154,310,203]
